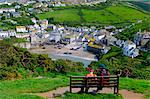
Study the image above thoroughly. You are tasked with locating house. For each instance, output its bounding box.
[0,0,6,5]
[16,33,30,38]
[0,30,16,38]
[105,26,116,30]
[61,35,76,44]
[94,30,106,42]
[27,1,36,4]
[82,37,88,42]
[49,29,62,43]
[34,24,40,29]
[0,0,11,5]
[101,46,111,54]
[15,5,21,9]
[27,25,36,32]
[105,35,117,46]
[0,8,15,14]
[134,31,150,46]
[16,26,28,33]
[3,13,11,18]
[33,2,43,8]
[141,41,150,52]
[11,12,21,17]
[39,20,48,30]
[116,39,139,57]
[116,40,125,48]
[87,42,104,54]
[28,8,34,12]
[31,18,37,24]
[0,31,9,38]
[123,41,139,58]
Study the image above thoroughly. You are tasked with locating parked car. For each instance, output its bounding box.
[64,52,72,55]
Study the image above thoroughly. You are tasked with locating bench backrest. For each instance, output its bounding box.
[70,75,119,88]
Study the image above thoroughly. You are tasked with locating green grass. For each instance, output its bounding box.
[37,4,150,25]
[57,93,123,99]
[38,9,81,23]
[0,75,149,99]
[120,78,150,99]
[0,92,43,99]
[0,75,69,99]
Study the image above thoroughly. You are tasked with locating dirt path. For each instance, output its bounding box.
[34,86,144,99]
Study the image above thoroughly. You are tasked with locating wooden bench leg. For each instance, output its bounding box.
[114,87,116,94]
[114,87,119,95]
[70,77,72,93]
[70,87,72,93]
[117,86,119,95]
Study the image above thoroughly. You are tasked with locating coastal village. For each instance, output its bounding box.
[0,0,150,99]
[0,0,150,60]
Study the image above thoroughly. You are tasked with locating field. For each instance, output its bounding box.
[0,76,149,99]
[37,4,150,26]
[38,9,81,23]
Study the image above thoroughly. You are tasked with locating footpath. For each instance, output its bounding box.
[35,86,144,99]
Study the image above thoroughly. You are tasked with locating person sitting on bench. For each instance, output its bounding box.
[95,66,110,93]
[79,69,97,93]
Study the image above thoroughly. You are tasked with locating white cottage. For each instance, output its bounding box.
[123,41,139,58]
[16,26,28,33]
[0,30,16,38]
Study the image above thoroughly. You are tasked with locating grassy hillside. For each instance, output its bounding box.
[37,4,150,26]
[116,19,150,40]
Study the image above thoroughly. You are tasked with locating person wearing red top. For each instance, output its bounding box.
[79,69,97,93]
[86,69,97,77]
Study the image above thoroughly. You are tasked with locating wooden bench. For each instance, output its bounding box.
[70,75,119,94]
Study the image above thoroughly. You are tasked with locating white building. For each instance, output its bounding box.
[0,0,11,5]
[123,41,139,58]
[39,20,48,30]
[16,26,28,33]
[0,8,15,14]
[0,30,16,38]
[16,33,30,38]
[31,18,37,24]
[49,30,61,43]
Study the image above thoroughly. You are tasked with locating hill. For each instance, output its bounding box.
[37,4,150,27]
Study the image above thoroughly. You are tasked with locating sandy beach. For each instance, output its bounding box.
[29,44,96,59]
[29,44,97,66]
